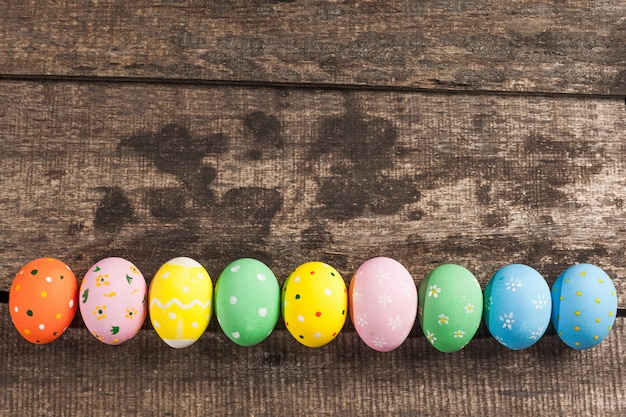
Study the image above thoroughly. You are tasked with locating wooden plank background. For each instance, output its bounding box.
[1,1,626,416]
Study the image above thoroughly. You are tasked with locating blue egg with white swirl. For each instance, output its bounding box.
[483,264,551,350]
[551,264,617,350]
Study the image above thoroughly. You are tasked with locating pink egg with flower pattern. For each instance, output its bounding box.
[349,257,417,352]
[79,257,147,345]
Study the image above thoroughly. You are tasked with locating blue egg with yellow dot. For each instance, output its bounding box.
[551,264,617,350]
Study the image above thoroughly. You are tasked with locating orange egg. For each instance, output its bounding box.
[9,258,78,344]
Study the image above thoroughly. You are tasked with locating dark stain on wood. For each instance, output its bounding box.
[120,123,228,177]
[67,221,85,237]
[244,110,283,159]
[415,132,605,209]
[146,188,188,221]
[314,108,420,219]
[94,187,134,232]
[221,187,283,236]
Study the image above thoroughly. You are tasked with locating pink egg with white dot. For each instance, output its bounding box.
[349,257,417,352]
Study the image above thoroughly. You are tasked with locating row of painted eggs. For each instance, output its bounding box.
[7,256,618,352]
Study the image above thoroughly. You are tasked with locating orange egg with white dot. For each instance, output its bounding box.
[9,258,78,344]
[282,262,347,348]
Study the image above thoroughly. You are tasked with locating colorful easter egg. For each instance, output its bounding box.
[349,257,417,352]
[418,264,483,353]
[551,264,617,350]
[483,264,551,350]
[79,257,147,345]
[9,258,78,344]
[215,258,279,346]
[149,257,212,348]
[282,262,347,348]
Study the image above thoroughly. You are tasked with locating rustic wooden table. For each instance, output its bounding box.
[1,1,625,416]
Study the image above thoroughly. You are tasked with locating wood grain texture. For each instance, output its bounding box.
[1,0,626,95]
[2,2,626,411]
[1,80,625,307]
[1,303,625,416]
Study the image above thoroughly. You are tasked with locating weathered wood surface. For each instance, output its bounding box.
[2,0,626,416]
[1,0,626,95]
[0,81,625,304]
[1,303,625,417]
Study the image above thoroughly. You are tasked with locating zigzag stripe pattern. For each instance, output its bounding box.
[150,297,211,310]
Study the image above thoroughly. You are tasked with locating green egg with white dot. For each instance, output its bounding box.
[551,264,618,350]
[215,258,280,346]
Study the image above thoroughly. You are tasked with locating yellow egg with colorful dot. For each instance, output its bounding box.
[282,262,347,348]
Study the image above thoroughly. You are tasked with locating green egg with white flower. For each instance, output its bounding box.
[418,264,483,353]
[215,258,280,346]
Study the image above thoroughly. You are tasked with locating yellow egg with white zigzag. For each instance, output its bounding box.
[148,257,212,348]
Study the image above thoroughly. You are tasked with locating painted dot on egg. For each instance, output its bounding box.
[45,276,52,283]
[39,324,45,330]
[595,298,601,303]
[576,291,582,296]
[231,265,240,273]
[324,289,332,296]
[27,310,33,316]
[14,306,18,313]
[162,272,170,278]
[258,308,267,317]
[295,294,300,300]
[257,273,266,281]
[313,332,321,338]
[69,300,74,308]
[230,296,237,305]
[154,320,160,328]
[182,286,189,293]
[191,322,199,328]
[169,312,176,320]
[294,276,301,282]
[31,269,38,275]
[56,313,62,320]
[232,331,240,339]
[41,291,47,298]
[298,315,305,322]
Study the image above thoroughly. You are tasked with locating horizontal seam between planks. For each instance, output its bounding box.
[0,73,625,101]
